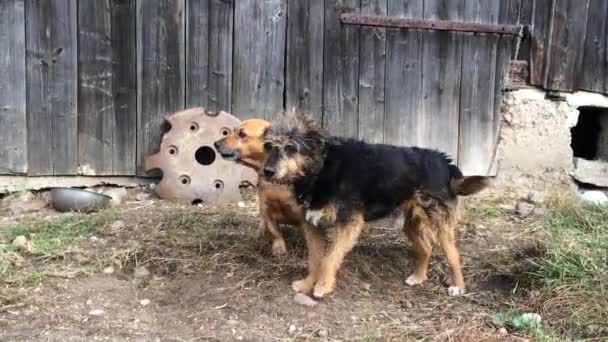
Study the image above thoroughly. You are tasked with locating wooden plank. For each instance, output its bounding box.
[137,1,185,175]
[0,0,26,175]
[544,0,590,92]
[420,0,464,158]
[529,0,553,86]
[26,0,78,175]
[323,0,360,137]
[233,0,286,121]
[458,0,500,176]
[185,0,209,108]
[490,0,521,175]
[580,0,608,93]
[111,0,137,175]
[358,0,386,143]
[186,0,233,111]
[517,0,534,61]
[78,0,136,176]
[384,0,423,146]
[285,0,324,122]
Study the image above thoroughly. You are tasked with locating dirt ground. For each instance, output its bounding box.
[0,187,550,341]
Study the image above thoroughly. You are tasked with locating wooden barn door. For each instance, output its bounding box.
[383,0,518,175]
[326,0,520,176]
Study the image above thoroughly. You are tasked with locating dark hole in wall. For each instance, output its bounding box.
[571,107,604,160]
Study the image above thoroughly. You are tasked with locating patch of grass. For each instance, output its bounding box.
[1,210,116,286]
[530,194,608,339]
[492,312,556,341]
[4,211,115,255]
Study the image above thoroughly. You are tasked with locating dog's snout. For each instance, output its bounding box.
[263,167,275,177]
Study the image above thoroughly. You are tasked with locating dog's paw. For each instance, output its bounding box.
[447,286,464,297]
[312,278,335,298]
[271,239,287,256]
[292,277,315,294]
[405,274,428,286]
[305,209,323,226]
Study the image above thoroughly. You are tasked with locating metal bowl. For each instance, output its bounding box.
[50,187,111,213]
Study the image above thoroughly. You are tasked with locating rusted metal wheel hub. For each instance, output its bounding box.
[145,108,257,204]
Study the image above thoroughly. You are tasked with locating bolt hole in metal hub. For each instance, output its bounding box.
[195,146,216,165]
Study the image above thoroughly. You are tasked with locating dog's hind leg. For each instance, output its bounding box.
[313,213,364,298]
[437,212,465,296]
[404,226,432,286]
[292,223,326,294]
[403,200,433,286]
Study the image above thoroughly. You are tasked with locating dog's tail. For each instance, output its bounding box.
[448,165,489,196]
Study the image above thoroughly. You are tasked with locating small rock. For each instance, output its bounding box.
[317,329,328,338]
[498,327,508,335]
[227,319,238,325]
[10,199,48,215]
[135,192,151,201]
[102,266,115,274]
[350,315,358,321]
[103,187,128,207]
[110,220,125,230]
[237,201,246,208]
[11,235,29,250]
[293,293,318,307]
[288,324,297,334]
[88,309,105,316]
[89,236,99,242]
[134,266,151,279]
[139,299,151,306]
[526,191,544,204]
[86,299,93,306]
[515,201,535,219]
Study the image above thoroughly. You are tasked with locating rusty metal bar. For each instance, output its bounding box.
[340,14,523,36]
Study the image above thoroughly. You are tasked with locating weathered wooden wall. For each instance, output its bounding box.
[1,0,533,177]
[527,0,608,94]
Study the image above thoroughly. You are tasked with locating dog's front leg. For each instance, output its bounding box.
[292,223,326,294]
[313,214,364,298]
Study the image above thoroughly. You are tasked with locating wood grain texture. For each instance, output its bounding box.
[420,0,464,158]
[358,0,386,143]
[78,0,136,176]
[384,0,423,146]
[544,0,590,91]
[458,0,500,175]
[323,0,360,137]
[0,0,26,174]
[490,0,521,175]
[186,0,233,111]
[111,0,137,175]
[233,0,286,121]
[529,0,552,86]
[517,0,533,61]
[137,0,185,175]
[580,0,607,93]
[285,0,324,122]
[26,0,78,175]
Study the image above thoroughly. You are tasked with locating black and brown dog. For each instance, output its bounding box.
[262,112,489,298]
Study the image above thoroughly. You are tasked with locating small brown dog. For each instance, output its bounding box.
[213,119,321,257]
